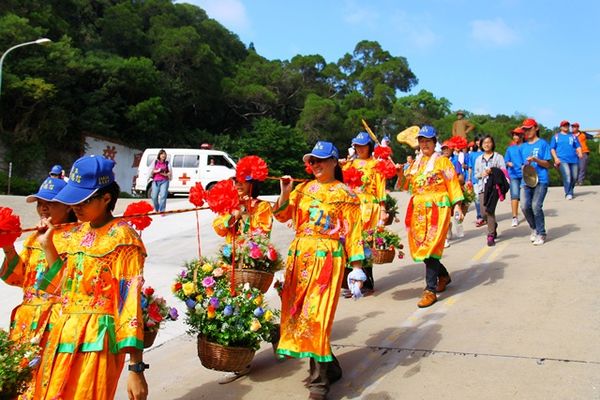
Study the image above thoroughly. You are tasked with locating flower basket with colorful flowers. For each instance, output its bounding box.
[362,227,404,264]
[141,286,179,348]
[218,233,283,292]
[0,329,40,399]
[172,258,279,371]
[461,181,476,215]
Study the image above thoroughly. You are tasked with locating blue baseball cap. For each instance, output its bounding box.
[351,132,372,146]
[53,155,115,205]
[418,125,437,139]
[50,164,63,175]
[302,141,339,163]
[26,178,68,203]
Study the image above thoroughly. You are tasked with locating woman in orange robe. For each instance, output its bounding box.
[274,141,365,400]
[404,126,464,308]
[0,177,75,399]
[35,155,148,400]
[341,131,387,293]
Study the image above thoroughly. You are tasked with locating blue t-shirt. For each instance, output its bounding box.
[504,144,524,179]
[550,132,581,164]
[519,139,552,185]
[467,150,483,183]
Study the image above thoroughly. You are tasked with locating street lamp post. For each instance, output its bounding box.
[0,38,52,97]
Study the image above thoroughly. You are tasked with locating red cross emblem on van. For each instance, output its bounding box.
[179,173,191,185]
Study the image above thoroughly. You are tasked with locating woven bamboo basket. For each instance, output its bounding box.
[372,248,395,264]
[143,330,158,348]
[197,335,256,372]
[232,268,274,293]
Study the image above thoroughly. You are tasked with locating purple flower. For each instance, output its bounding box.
[185,298,197,309]
[168,307,179,320]
[223,305,233,316]
[253,307,264,317]
[202,276,215,288]
[209,297,220,308]
[180,269,188,278]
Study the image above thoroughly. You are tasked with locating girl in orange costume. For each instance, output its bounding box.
[0,177,75,399]
[274,141,365,400]
[35,155,148,400]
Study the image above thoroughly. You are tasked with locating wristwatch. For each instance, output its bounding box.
[128,362,149,373]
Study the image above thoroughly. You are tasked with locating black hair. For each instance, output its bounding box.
[334,163,343,182]
[481,135,496,152]
[368,141,375,154]
[156,149,167,160]
[249,181,261,198]
[96,181,120,212]
[66,209,77,223]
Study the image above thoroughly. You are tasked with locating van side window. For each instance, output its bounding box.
[172,155,184,168]
[183,155,199,168]
[209,155,234,169]
[146,154,158,166]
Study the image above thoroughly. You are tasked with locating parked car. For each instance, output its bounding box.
[133,148,236,198]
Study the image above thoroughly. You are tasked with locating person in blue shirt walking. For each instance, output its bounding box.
[550,120,582,200]
[504,127,525,227]
[519,118,552,246]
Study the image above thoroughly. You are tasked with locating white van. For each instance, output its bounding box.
[133,148,236,197]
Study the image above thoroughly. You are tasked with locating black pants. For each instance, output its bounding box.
[308,355,342,396]
[424,258,449,293]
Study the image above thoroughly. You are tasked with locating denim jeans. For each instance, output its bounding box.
[151,180,169,212]
[558,162,578,196]
[474,196,482,220]
[424,258,449,293]
[509,177,522,200]
[521,183,548,237]
[577,153,589,184]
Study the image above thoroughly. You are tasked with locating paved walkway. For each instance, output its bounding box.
[1,187,599,399]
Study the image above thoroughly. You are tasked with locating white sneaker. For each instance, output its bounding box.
[444,239,450,248]
[566,194,573,200]
[533,235,546,246]
[529,231,537,242]
[511,217,518,227]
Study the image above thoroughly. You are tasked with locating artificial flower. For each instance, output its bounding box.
[250,319,262,332]
[172,282,182,293]
[143,287,155,296]
[223,305,234,316]
[189,182,206,207]
[123,201,153,231]
[0,207,21,248]
[249,246,263,259]
[201,276,216,288]
[185,298,197,309]
[235,155,269,183]
[374,145,392,160]
[263,310,273,322]
[375,159,398,179]
[201,263,214,273]
[343,166,364,189]
[182,282,196,296]
[207,305,216,319]
[209,297,220,308]
[206,179,240,215]
[253,307,264,317]
[212,267,224,277]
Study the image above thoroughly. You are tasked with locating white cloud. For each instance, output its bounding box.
[470,18,518,46]
[180,0,250,32]
[342,1,379,26]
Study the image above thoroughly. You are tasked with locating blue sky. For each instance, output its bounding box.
[182,0,600,130]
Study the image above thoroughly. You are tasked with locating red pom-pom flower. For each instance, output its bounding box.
[343,166,364,189]
[236,155,268,183]
[123,201,154,231]
[448,136,468,150]
[0,207,21,248]
[189,182,206,207]
[374,145,392,160]
[376,159,398,179]
[206,179,240,215]
[304,161,313,175]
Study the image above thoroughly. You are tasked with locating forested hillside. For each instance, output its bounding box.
[0,0,597,194]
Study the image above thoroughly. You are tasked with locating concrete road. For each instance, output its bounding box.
[1,187,599,399]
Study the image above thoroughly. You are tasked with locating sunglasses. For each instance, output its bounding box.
[308,157,331,165]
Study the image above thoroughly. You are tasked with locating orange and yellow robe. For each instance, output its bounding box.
[1,228,70,400]
[36,220,146,400]
[212,199,273,242]
[342,158,386,230]
[274,180,364,361]
[405,153,464,262]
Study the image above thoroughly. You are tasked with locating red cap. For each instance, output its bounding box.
[521,118,538,129]
[512,127,525,135]
[560,120,570,127]
[572,122,580,127]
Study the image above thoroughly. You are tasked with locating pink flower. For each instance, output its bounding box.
[250,246,263,259]
[202,276,216,288]
[212,267,224,277]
